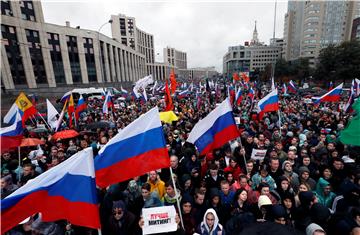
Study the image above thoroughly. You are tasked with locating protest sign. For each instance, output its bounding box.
[251,149,267,161]
[142,206,177,235]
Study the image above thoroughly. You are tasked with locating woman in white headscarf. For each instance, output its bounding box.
[196,208,225,235]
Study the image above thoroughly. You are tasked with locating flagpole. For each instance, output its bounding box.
[18,146,21,183]
[169,167,184,230]
[37,112,52,130]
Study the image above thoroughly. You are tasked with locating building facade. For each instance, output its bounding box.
[178,67,218,80]
[283,1,360,65]
[163,46,187,69]
[222,23,282,78]
[351,17,360,40]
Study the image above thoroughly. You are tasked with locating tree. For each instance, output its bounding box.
[314,41,360,82]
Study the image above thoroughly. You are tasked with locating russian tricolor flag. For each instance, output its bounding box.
[75,95,86,120]
[178,89,190,99]
[248,87,255,101]
[60,91,71,102]
[187,98,239,156]
[1,148,100,232]
[94,107,170,188]
[257,89,279,119]
[288,80,297,93]
[235,88,243,105]
[102,91,113,114]
[0,111,23,151]
[312,83,343,104]
[282,83,287,95]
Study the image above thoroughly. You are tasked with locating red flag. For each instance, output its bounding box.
[165,80,174,111]
[233,73,240,81]
[170,69,177,94]
[68,94,75,128]
[241,72,250,83]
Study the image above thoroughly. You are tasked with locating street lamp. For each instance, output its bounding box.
[98,19,113,83]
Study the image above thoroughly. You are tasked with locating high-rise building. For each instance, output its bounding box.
[223,23,282,78]
[283,0,360,66]
[163,46,187,69]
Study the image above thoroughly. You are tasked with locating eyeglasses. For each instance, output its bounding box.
[113,210,123,215]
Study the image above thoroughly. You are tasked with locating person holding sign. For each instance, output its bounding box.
[196,208,225,235]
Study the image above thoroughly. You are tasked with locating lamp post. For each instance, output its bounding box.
[98,19,113,83]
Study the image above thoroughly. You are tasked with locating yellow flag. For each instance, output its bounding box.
[15,92,34,112]
[159,111,179,124]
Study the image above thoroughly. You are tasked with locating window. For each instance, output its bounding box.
[27,2,33,9]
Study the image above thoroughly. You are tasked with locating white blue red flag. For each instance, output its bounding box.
[187,98,239,156]
[94,107,170,188]
[1,148,100,232]
[312,83,343,104]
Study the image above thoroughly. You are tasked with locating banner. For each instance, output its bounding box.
[142,206,177,235]
[251,149,267,161]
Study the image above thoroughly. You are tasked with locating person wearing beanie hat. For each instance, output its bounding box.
[255,195,273,222]
[298,166,316,191]
[282,161,300,191]
[181,194,196,235]
[306,223,326,235]
[271,204,287,225]
[294,191,316,231]
[107,200,136,235]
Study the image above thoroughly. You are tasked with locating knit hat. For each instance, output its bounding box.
[306,223,325,235]
[271,205,287,219]
[298,166,310,175]
[181,194,194,206]
[282,160,292,171]
[298,191,314,207]
[258,195,272,208]
[112,200,126,210]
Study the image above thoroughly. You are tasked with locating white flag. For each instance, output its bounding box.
[46,99,59,129]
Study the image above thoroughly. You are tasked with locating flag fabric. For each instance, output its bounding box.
[1,148,100,233]
[340,99,360,146]
[94,107,170,188]
[75,95,86,120]
[142,88,148,102]
[271,77,275,91]
[46,99,59,130]
[68,94,75,128]
[233,73,240,81]
[235,88,243,105]
[3,103,19,124]
[55,99,68,132]
[164,80,174,111]
[170,69,177,94]
[60,91,71,102]
[0,111,23,152]
[353,79,360,97]
[102,91,113,114]
[133,75,154,98]
[288,80,297,93]
[282,83,287,95]
[248,87,255,101]
[227,86,235,105]
[257,89,279,119]
[159,111,179,124]
[15,92,38,126]
[120,86,129,97]
[240,72,250,83]
[312,83,343,104]
[329,81,334,91]
[187,98,239,156]
[151,81,158,95]
[178,89,190,99]
[343,90,355,113]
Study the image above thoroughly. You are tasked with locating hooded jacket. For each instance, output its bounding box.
[197,208,225,235]
[314,177,336,208]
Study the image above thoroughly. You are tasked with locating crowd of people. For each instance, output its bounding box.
[1,80,359,235]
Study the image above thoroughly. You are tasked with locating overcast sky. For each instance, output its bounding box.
[41,0,288,72]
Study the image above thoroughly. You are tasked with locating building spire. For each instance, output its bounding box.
[251,20,259,45]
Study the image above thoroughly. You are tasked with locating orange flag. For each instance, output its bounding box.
[233,73,240,81]
[241,72,250,83]
[170,69,177,94]
[165,80,174,111]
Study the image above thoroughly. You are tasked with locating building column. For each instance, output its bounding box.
[38,30,56,87]
[123,50,129,82]
[114,47,121,82]
[1,45,15,89]
[103,43,111,82]
[17,27,36,88]
[59,34,73,84]
[109,45,116,82]
[77,36,89,84]
[93,37,102,83]
[120,49,126,82]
